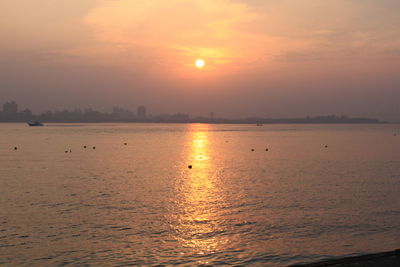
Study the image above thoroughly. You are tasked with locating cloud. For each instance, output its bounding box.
[83,0,273,73]
[81,0,400,72]
[0,0,97,52]
[1,0,400,118]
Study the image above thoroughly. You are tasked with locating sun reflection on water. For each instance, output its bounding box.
[169,124,227,258]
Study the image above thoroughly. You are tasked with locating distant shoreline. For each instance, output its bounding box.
[0,101,388,124]
[0,121,389,124]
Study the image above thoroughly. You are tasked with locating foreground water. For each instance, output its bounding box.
[0,123,399,266]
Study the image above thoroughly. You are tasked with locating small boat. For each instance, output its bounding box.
[27,122,44,127]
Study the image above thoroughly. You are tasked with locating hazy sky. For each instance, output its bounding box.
[1,0,400,119]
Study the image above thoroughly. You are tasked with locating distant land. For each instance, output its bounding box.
[0,101,383,124]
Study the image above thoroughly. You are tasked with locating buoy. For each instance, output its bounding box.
[93,146,96,149]
[14,147,17,150]
[251,149,255,151]
[84,146,87,149]
[69,149,72,153]
[188,165,192,169]
[124,143,127,145]
[266,148,269,151]
[325,145,328,148]
[65,150,68,153]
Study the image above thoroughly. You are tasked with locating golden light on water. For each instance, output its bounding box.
[170,124,227,259]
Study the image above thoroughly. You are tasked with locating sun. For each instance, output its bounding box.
[195,59,205,68]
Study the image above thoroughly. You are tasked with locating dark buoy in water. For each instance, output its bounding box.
[69,149,72,153]
[93,146,96,150]
[188,165,192,169]
[124,143,127,145]
[65,150,68,153]
[84,145,87,149]
[251,149,255,151]
[14,147,17,150]
[325,145,328,148]
[266,148,269,151]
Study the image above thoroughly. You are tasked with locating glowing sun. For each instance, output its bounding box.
[195,59,205,68]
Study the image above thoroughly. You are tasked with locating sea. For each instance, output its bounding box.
[1,123,399,266]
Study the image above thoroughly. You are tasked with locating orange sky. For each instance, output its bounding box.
[1,0,400,119]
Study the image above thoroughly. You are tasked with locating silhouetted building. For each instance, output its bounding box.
[0,100,383,123]
[3,101,18,115]
[156,113,189,122]
[21,109,33,120]
[137,106,147,119]
[112,106,133,121]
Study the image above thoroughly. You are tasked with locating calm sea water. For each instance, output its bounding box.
[1,123,399,266]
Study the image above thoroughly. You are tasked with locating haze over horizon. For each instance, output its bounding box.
[1,0,400,120]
